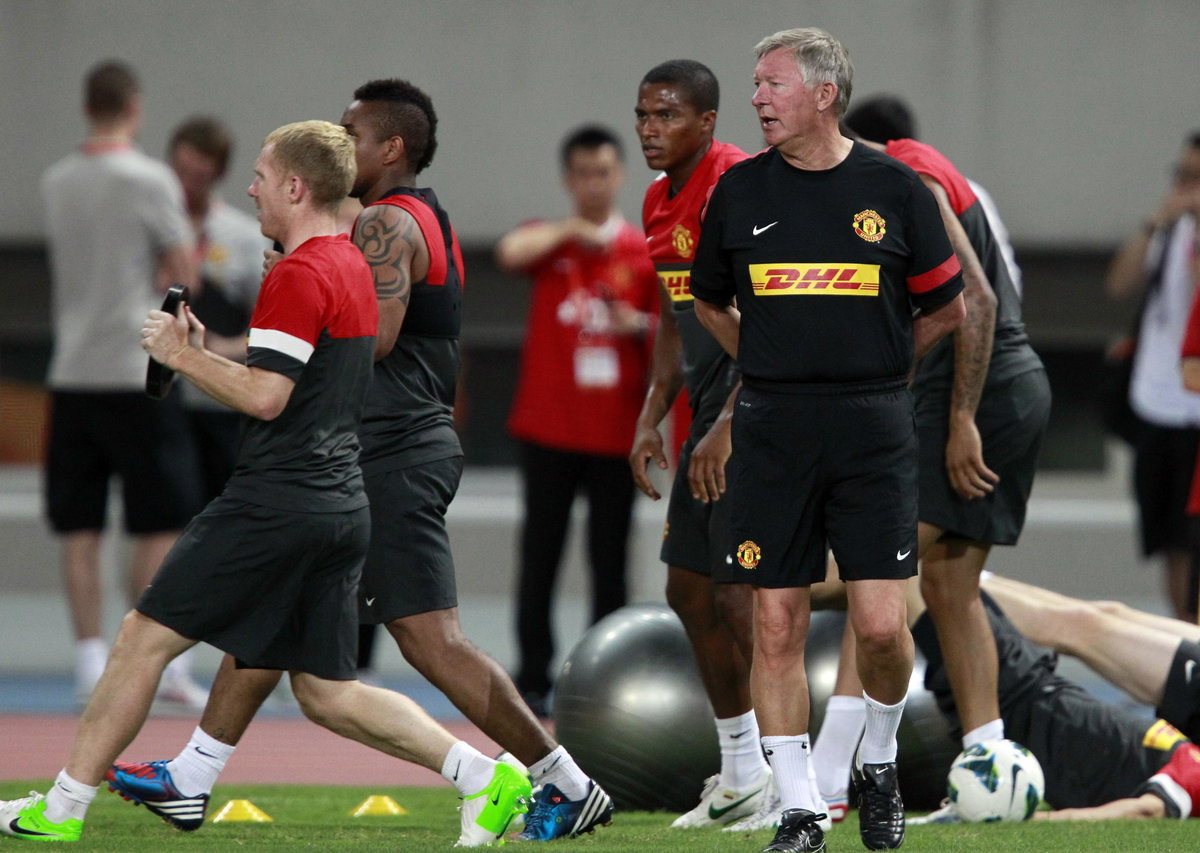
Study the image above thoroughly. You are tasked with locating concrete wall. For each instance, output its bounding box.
[2,0,1198,245]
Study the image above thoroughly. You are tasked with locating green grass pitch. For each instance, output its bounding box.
[2,781,1197,851]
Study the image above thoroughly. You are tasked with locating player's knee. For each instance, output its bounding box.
[918,571,962,612]
[391,615,466,672]
[290,674,346,728]
[666,573,717,630]
[755,616,806,660]
[853,617,907,659]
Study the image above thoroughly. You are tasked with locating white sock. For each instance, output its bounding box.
[761,734,817,813]
[528,745,589,800]
[813,695,865,798]
[75,638,107,694]
[858,692,905,766]
[168,726,235,796]
[716,710,769,790]
[43,770,96,824]
[962,718,1005,749]
[441,741,496,798]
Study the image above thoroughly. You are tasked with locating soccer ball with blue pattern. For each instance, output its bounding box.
[947,739,1044,822]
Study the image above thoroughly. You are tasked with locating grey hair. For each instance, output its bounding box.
[754,28,853,117]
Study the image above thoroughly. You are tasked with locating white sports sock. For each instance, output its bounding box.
[529,745,589,800]
[761,734,817,813]
[44,770,96,824]
[858,692,905,766]
[75,638,107,695]
[813,695,865,798]
[962,718,1005,749]
[715,710,768,790]
[168,726,235,796]
[441,741,497,798]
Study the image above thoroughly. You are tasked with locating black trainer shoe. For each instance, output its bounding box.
[762,808,826,853]
[852,762,905,850]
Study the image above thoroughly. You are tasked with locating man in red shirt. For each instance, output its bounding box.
[629,59,776,830]
[499,125,660,715]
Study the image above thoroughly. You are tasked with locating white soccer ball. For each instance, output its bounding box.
[946,739,1044,822]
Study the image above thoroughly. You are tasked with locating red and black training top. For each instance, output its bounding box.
[355,186,465,475]
[884,139,1039,393]
[224,234,378,513]
[691,142,963,386]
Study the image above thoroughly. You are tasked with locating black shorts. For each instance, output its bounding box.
[728,381,918,588]
[358,456,462,624]
[660,436,738,581]
[137,496,368,680]
[45,390,203,534]
[1158,639,1200,742]
[1134,424,1200,557]
[916,368,1051,545]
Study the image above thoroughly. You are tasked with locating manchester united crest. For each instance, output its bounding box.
[672,224,695,258]
[853,209,886,243]
[736,540,762,570]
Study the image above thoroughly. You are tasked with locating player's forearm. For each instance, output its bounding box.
[1038,795,1165,821]
[171,347,293,421]
[913,293,966,362]
[950,275,996,419]
[637,314,685,428]
[693,298,740,359]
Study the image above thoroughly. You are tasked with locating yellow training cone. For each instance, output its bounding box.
[351,794,408,817]
[210,799,274,823]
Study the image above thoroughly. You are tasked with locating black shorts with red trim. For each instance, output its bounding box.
[726,377,918,588]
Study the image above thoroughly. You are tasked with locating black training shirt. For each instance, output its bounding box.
[690,142,963,385]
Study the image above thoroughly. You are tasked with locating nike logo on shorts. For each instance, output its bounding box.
[752,222,778,236]
[896,549,911,560]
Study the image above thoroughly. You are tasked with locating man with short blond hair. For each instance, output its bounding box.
[0,120,530,847]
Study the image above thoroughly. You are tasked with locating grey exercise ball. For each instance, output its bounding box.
[553,603,719,812]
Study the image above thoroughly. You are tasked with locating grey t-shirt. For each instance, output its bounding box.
[42,145,190,390]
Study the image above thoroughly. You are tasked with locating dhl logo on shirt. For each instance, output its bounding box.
[1142,719,1188,752]
[748,263,880,296]
[658,269,693,302]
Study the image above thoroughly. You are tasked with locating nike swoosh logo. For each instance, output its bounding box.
[874,766,887,776]
[752,222,778,236]
[708,790,760,820]
[365,597,376,606]
[896,550,911,560]
[195,746,219,758]
[490,793,501,806]
[729,729,752,739]
[8,819,56,838]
